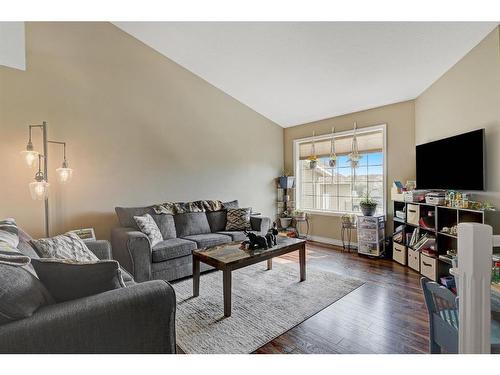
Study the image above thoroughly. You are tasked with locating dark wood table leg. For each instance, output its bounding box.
[267,258,272,270]
[223,269,232,317]
[193,257,200,297]
[299,244,306,281]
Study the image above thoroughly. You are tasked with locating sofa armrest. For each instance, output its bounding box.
[85,240,112,260]
[111,227,152,282]
[250,216,272,234]
[0,280,176,353]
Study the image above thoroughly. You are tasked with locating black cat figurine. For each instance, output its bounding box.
[243,231,269,250]
[265,222,279,248]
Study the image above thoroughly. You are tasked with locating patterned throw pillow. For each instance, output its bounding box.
[134,214,163,247]
[31,232,98,262]
[0,242,31,267]
[152,202,177,215]
[0,218,19,248]
[225,208,252,231]
[202,200,223,212]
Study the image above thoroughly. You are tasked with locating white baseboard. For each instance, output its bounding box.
[307,235,358,248]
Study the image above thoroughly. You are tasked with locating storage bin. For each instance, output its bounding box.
[407,248,420,272]
[420,253,438,281]
[357,216,384,230]
[357,228,384,242]
[393,242,407,265]
[358,241,380,256]
[406,204,420,226]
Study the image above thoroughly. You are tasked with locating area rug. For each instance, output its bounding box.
[171,259,364,354]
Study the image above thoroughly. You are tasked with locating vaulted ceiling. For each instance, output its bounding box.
[114,22,497,127]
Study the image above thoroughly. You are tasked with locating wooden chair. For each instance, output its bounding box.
[420,277,459,353]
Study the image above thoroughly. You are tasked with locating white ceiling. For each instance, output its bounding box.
[114,22,497,127]
[0,22,25,70]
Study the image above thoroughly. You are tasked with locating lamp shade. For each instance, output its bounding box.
[21,150,39,168]
[56,167,73,184]
[29,181,50,200]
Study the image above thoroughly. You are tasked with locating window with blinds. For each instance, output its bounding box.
[294,125,386,215]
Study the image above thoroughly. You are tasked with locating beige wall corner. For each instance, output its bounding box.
[284,100,415,241]
[0,22,283,239]
[415,25,500,207]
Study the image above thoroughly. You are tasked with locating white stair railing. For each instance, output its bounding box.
[457,222,494,353]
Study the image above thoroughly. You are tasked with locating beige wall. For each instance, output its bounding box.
[0,22,283,239]
[284,100,415,242]
[416,26,500,208]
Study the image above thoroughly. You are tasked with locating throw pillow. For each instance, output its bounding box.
[152,202,177,215]
[30,232,99,262]
[31,258,125,303]
[201,200,223,212]
[0,242,31,267]
[0,218,19,248]
[0,261,54,325]
[225,208,252,231]
[222,200,239,209]
[134,214,163,247]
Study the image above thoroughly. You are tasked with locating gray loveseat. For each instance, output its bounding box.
[111,201,271,282]
[0,229,176,354]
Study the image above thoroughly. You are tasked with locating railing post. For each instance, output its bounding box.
[457,222,492,354]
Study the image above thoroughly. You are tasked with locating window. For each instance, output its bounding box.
[294,124,386,216]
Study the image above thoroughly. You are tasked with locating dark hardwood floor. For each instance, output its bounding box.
[253,241,430,354]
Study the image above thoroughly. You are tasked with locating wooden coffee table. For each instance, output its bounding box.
[192,237,306,317]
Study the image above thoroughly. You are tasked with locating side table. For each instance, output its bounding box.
[341,222,357,252]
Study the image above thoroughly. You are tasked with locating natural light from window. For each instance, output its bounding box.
[294,126,385,216]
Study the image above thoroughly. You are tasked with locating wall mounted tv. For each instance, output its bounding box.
[416,129,485,191]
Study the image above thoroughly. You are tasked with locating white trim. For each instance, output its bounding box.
[308,234,358,249]
[293,123,387,216]
[493,234,500,247]
[457,223,492,354]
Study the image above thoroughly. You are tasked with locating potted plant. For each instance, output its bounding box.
[307,155,317,169]
[279,210,293,228]
[292,210,306,220]
[279,170,295,189]
[359,195,378,216]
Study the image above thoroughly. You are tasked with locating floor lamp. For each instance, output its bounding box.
[21,121,73,237]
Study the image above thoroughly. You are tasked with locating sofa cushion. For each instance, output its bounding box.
[0,262,54,325]
[216,231,258,242]
[150,214,176,239]
[31,259,125,303]
[181,233,232,248]
[174,212,211,238]
[115,206,154,229]
[152,238,197,263]
[31,232,99,262]
[134,214,163,247]
[206,210,227,233]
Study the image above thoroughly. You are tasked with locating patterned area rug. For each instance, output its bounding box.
[172,259,363,354]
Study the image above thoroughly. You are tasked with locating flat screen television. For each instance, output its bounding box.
[416,129,485,191]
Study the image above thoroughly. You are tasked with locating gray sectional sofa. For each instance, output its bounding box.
[0,229,176,354]
[111,201,271,282]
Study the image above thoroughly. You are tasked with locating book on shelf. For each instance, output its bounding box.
[419,217,435,230]
[393,232,403,243]
[439,254,454,262]
[421,248,438,257]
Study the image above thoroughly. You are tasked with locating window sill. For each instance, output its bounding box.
[301,209,386,218]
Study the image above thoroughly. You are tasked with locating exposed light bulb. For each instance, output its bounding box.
[21,150,39,168]
[29,181,50,200]
[56,167,73,184]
